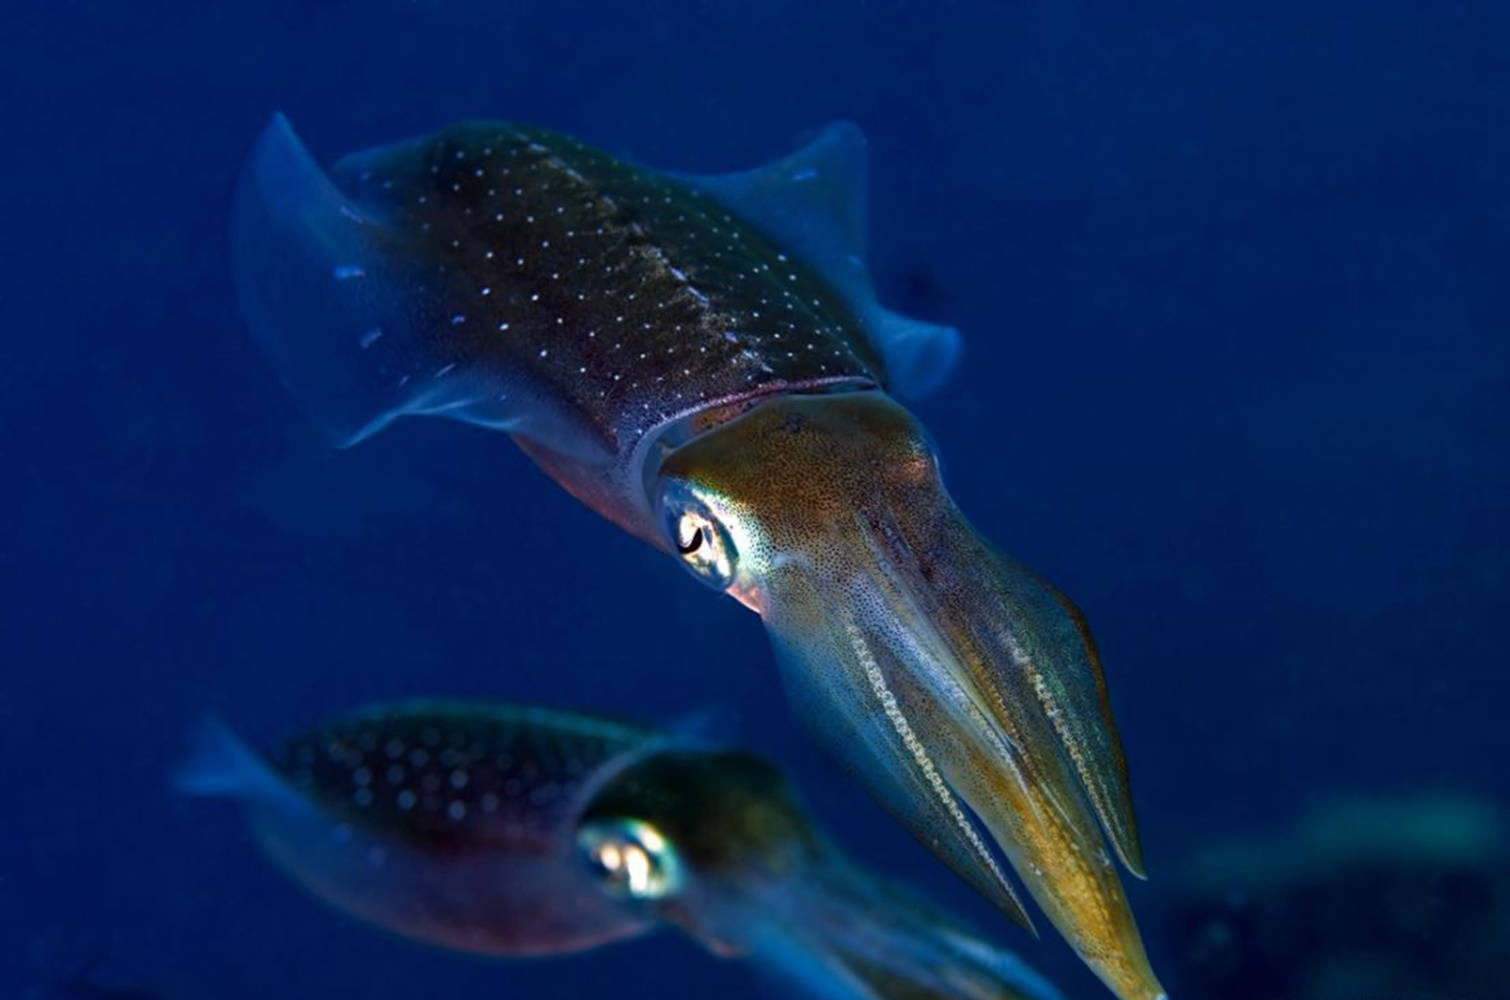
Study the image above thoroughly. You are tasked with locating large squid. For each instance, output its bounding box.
[233,115,1166,999]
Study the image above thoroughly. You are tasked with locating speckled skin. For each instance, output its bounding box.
[252,701,659,956]
[235,119,1163,1000]
[275,700,653,854]
[657,394,1165,1000]
[233,701,1064,1000]
[330,124,883,541]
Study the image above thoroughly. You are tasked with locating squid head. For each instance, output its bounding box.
[653,391,1165,1000]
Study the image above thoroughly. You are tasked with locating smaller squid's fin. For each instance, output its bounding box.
[173,717,308,815]
[677,125,960,397]
[232,115,527,447]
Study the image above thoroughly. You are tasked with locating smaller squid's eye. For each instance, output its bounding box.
[577,817,684,903]
[664,499,738,591]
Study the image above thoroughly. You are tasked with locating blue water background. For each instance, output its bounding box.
[3,2,1507,997]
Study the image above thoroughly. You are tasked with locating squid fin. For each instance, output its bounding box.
[678,124,959,397]
[173,717,307,814]
[232,114,530,447]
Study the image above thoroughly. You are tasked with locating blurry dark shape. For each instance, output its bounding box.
[883,262,953,319]
[1165,794,1510,1000]
[22,952,167,1000]
[28,971,161,999]
[38,979,160,1000]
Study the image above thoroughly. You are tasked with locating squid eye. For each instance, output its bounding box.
[676,523,704,556]
[664,499,738,591]
[577,817,684,902]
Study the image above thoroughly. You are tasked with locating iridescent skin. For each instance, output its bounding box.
[584,744,1063,1000]
[659,394,1160,999]
[233,117,1164,999]
[179,702,1065,1000]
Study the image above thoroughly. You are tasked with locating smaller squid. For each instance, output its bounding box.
[178,701,1067,1000]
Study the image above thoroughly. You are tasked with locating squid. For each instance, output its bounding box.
[232,114,1166,999]
[178,701,1066,1000]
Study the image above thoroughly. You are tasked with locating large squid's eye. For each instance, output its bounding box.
[577,817,684,902]
[664,498,738,591]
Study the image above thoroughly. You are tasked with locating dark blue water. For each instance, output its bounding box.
[4,3,1506,998]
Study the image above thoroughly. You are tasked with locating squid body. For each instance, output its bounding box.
[179,702,1065,1000]
[232,115,1165,999]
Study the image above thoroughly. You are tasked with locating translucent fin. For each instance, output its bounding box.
[681,123,871,299]
[678,124,960,397]
[869,308,962,398]
[173,717,302,808]
[232,114,515,447]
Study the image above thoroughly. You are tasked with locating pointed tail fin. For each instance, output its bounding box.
[232,114,484,446]
[173,716,295,805]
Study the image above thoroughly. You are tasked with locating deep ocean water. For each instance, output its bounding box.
[3,3,1506,998]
